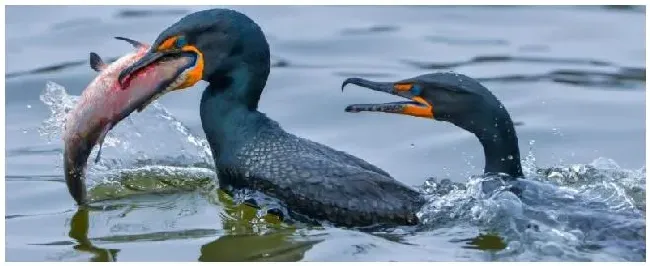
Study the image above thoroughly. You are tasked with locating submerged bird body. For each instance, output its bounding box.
[118,9,424,227]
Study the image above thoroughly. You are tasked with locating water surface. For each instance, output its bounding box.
[5,5,646,261]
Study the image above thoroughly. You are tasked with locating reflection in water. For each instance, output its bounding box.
[199,231,319,262]
[66,190,321,262]
[68,207,120,262]
[404,55,645,90]
[199,191,321,262]
[457,233,507,251]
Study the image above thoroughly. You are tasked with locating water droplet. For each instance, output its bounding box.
[507,155,513,160]
[551,127,564,137]
[26,104,32,109]
[22,129,27,134]
[410,143,415,148]
[529,140,536,146]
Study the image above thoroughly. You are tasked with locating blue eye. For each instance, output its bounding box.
[176,36,187,48]
[411,84,422,95]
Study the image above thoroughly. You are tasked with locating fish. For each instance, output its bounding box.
[63,37,197,205]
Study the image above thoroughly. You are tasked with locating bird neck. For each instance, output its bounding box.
[459,107,523,179]
[199,66,269,165]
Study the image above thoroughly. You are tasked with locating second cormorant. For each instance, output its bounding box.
[341,73,524,180]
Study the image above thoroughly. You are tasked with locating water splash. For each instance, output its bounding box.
[416,146,645,261]
[39,81,77,143]
[38,81,216,198]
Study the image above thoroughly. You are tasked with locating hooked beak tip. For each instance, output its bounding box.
[341,77,364,92]
[341,81,349,92]
[340,77,397,95]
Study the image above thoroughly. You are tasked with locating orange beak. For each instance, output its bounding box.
[341,77,433,119]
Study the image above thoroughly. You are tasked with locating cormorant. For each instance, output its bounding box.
[341,73,524,180]
[118,8,424,227]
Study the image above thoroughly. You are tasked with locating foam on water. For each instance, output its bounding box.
[415,152,645,261]
[39,81,645,261]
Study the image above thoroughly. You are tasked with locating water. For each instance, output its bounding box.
[5,5,646,261]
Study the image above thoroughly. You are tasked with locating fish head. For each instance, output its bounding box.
[117,34,203,106]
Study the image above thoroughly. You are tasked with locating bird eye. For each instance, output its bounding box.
[411,84,422,96]
[175,36,187,48]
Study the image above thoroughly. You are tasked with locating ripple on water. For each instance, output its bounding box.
[402,55,645,90]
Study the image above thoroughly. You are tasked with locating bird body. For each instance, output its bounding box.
[199,86,423,226]
[118,8,425,227]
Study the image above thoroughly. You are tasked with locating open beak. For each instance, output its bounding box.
[341,77,434,119]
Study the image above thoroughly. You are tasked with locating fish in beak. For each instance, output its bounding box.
[63,37,197,205]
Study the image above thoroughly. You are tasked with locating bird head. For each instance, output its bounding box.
[341,72,508,133]
[118,9,270,108]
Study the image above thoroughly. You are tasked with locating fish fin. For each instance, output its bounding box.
[89,52,107,72]
[114,36,145,49]
[94,122,113,164]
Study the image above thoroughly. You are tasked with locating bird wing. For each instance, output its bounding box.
[298,137,393,178]
[242,148,423,227]
[226,121,423,226]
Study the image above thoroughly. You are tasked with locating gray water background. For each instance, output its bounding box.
[5,5,646,261]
